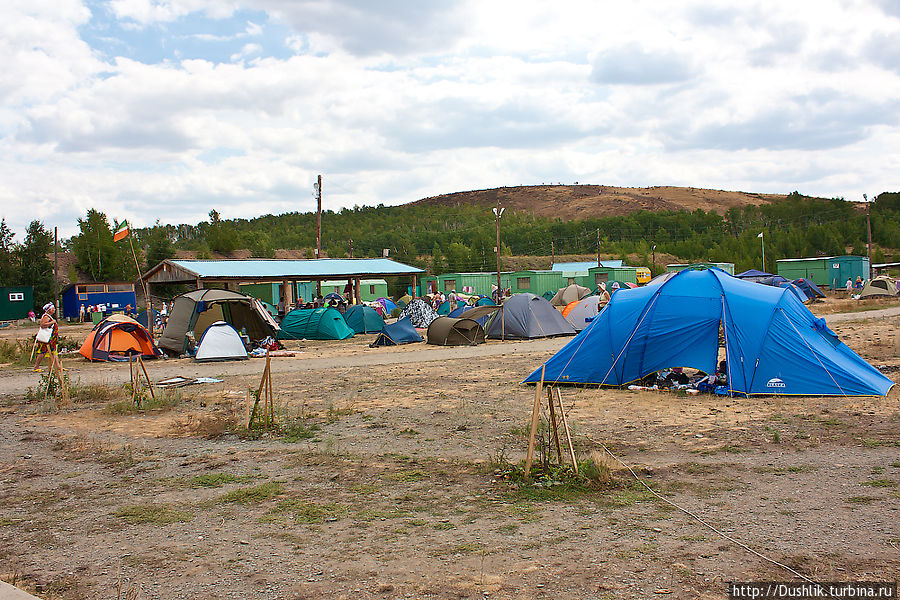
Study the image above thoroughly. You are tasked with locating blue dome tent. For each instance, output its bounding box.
[343,305,386,334]
[370,317,424,347]
[524,268,893,396]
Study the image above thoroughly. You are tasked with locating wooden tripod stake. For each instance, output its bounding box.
[129,355,156,407]
[524,372,578,478]
[249,351,275,429]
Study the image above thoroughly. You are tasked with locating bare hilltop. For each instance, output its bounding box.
[411,184,786,219]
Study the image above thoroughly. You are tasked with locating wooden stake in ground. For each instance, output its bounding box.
[554,387,578,474]
[249,351,275,429]
[524,365,545,478]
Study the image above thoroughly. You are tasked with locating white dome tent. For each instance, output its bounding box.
[194,321,248,362]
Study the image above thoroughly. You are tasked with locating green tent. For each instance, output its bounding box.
[343,305,385,334]
[277,307,355,340]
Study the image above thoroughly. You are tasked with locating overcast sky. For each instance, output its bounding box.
[2,0,899,239]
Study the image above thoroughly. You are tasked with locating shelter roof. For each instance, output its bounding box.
[144,258,424,284]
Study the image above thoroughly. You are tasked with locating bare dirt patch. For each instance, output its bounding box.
[0,313,898,599]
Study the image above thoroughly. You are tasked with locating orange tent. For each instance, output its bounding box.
[79,314,162,362]
[561,300,581,318]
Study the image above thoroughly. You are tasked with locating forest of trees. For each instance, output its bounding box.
[129,191,900,276]
[4,189,900,311]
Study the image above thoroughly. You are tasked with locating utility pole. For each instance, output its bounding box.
[864,193,873,279]
[550,241,555,269]
[349,238,353,258]
[596,228,601,267]
[493,200,505,299]
[315,174,322,259]
[652,244,656,276]
[53,227,59,310]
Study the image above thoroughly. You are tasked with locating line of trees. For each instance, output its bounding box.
[9,189,894,310]
[129,191,900,276]
[0,219,55,308]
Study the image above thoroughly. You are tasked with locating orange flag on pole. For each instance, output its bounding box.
[113,220,129,242]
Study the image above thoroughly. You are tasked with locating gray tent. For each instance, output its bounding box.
[159,289,278,356]
[549,284,591,307]
[859,276,898,298]
[427,317,485,346]
[485,293,576,340]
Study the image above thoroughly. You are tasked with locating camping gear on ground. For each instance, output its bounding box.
[399,298,440,328]
[485,293,576,340]
[561,296,603,331]
[277,307,355,340]
[194,321,249,361]
[523,267,894,396]
[859,276,898,298]
[549,284,592,307]
[159,289,278,356]
[79,314,162,362]
[370,317,424,347]
[343,305,386,334]
[427,317,485,346]
[792,278,825,299]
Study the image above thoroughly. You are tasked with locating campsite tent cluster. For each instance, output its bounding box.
[68,270,895,397]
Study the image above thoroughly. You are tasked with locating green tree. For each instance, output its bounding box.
[206,210,238,254]
[0,219,17,285]
[146,220,175,268]
[17,220,54,307]
[71,209,122,281]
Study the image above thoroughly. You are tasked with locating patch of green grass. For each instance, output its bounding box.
[115,504,193,524]
[433,522,456,530]
[188,473,255,488]
[399,428,419,436]
[496,523,519,534]
[350,483,379,495]
[278,421,321,442]
[105,390,181,414]
[386,469,429,482]
[819,417,844,427]
[449,542,484,555]
[264,497,346,523]
[871,466,885,475]
[891,460,900,469]
[862,479,896,488]
[217,481,284,504]
[846,496,878,504]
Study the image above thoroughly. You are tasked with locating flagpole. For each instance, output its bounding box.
[127,233,152,332]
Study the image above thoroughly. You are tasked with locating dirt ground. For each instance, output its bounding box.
[0,299,898,600]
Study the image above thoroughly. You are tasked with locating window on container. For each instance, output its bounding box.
[567,277,575,285]
[595,273,609,284]
[8,293,24,302]
[517,277,530,289]
[369,285,375,294]
[444,280,456,291]
[80,284,104,293]
[106,284,133,292]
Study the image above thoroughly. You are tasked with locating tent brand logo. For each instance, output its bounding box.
[766,378,786,388]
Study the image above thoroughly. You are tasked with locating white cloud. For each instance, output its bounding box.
[2,0,900,241]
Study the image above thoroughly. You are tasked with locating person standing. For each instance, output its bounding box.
[33,303,62,374]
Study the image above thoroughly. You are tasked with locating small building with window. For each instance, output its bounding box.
[61,282,136,319]
[0,286,33,320]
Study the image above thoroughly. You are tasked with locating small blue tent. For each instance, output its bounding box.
[448,306,470,318]
[523,268,894,396]
[793,278,825,299]
[735,269,773,281]
[370,317,423,347]
[343,305,386,334]
[475,296,496,307]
